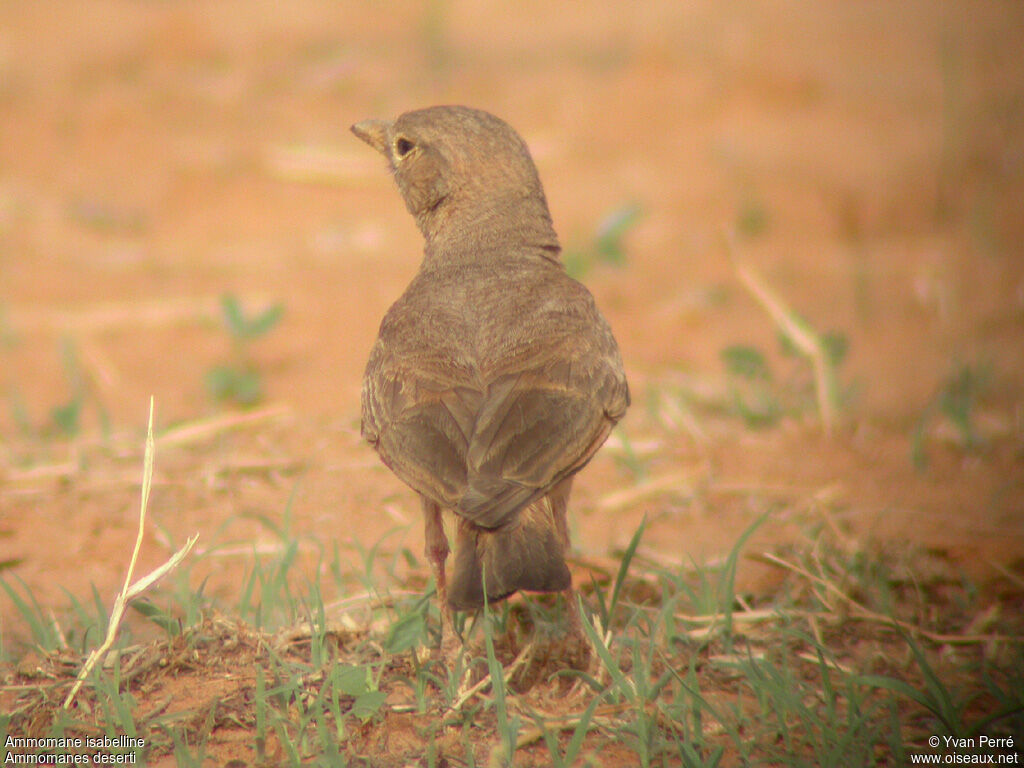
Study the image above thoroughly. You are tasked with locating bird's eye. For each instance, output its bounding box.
[394,137,414,157]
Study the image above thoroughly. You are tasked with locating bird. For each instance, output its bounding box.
[351,105,629,661]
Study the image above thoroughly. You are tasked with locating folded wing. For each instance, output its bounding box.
[362,334,628,529]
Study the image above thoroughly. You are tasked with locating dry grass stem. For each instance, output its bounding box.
[596,472,697,511]
[989,560,1024,590]
[9,297,223,333]
[325,589,424,615]
[450,643,532,711]
[63,398,199,710]
[156,404,291,448]
[725,236,839,435]
[755,551,1024,645]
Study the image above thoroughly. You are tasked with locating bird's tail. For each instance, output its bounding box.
[447,487,572,611]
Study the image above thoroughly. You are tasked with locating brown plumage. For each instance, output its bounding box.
[352,105,629,656]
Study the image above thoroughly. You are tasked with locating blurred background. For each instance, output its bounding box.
[1,1,1022,627]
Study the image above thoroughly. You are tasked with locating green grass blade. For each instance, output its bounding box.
[609,516,647,623]
[718,511,769,649]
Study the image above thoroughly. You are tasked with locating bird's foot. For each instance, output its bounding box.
[563,621,593,671]
[436,636,478,704]
[439,635,467,670]
[448,639,534,710]
[561,605,610,700]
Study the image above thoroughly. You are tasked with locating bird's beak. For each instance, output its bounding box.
[351,119,392,156]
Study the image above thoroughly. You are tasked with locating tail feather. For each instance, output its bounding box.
[447,493,570,611]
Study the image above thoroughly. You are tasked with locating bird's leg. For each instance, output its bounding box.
[550,478,591,670]
[563,585,584,639]
[422,498,461,662]
[559,587,593,673]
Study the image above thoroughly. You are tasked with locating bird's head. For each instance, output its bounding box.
[352,106,559,259]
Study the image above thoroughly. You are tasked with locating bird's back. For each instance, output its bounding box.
[361,250,628,528]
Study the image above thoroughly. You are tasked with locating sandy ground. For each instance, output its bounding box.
[1,2,1022,755]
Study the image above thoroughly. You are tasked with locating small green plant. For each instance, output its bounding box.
[858,628,1024,747]
[1,574,65,653]
[736,193,770,239]
[482,597,519,766]
[205,293,283,406]
[723,251,851,433]
[50,358,83,434]
[581,596,674,766]
[6,387,34,440]
[565,202,643,279]
[26,336,112,438]
[720,344,782,428]
[911,362,991,468]
[591,516,647,632]
[170,728,207,767]
[720,328,849,429]
[385,599,429,655]
[531,690,606,768]
[331,663,388,724]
